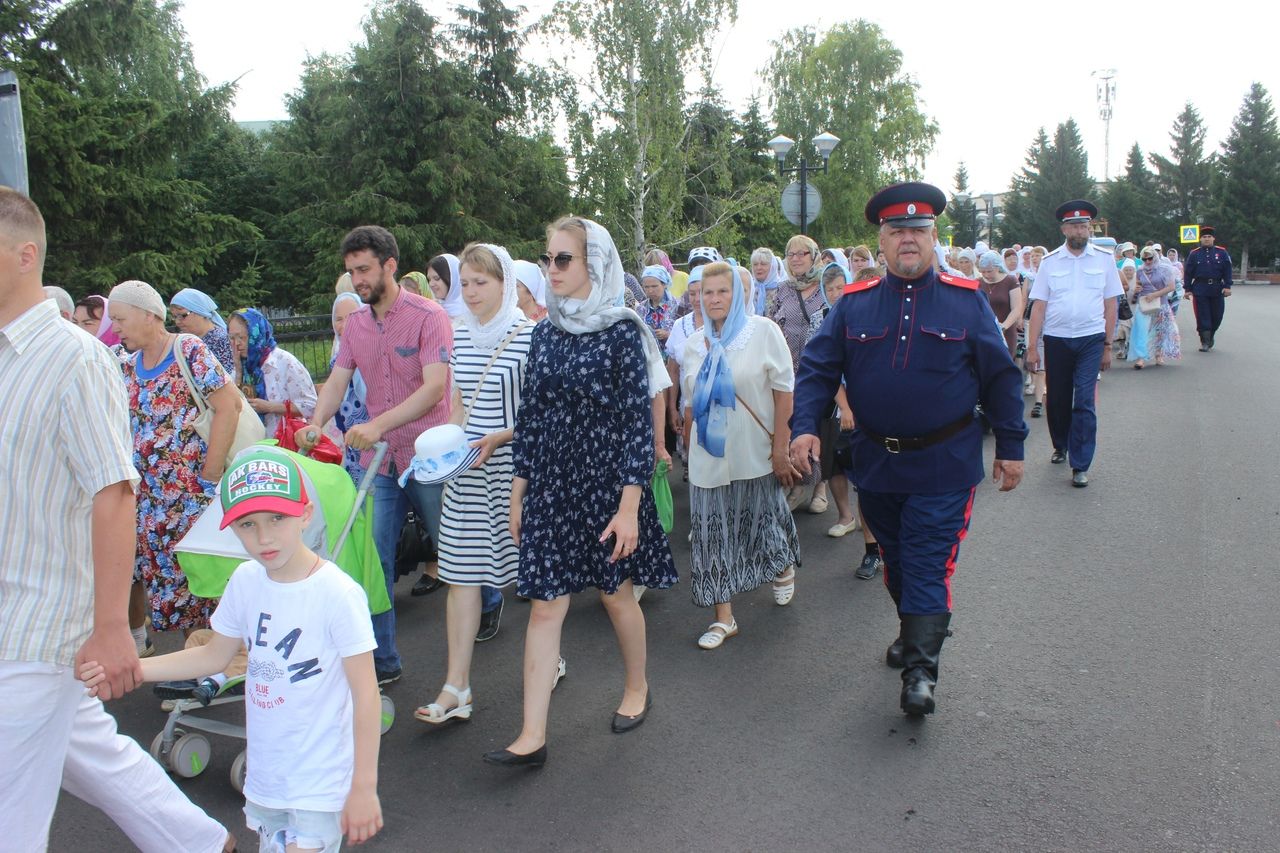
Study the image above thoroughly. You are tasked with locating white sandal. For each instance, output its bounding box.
[414,684,473,724]
[697,621,738,650]
[772,568,797,606]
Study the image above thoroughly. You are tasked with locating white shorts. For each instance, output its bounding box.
[245,800,343,852]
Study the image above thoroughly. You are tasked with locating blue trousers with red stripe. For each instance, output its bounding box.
[857,487,976,615]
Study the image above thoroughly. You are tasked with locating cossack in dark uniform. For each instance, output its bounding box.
[1182,225,1233,351]
[790,182,1027,717]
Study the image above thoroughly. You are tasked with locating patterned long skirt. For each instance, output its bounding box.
[689,474,800,607]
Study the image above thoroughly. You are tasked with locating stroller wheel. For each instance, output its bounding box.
[149,731,167,763]
[380,693,395,735]
[230,750,247,793]
[169,731,211,778]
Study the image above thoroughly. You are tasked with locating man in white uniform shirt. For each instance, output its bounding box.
[1024,200,1122,488]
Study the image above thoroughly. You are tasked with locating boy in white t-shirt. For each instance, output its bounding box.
[81,450,383,852]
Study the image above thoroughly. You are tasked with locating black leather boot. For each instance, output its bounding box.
[885,636,904,668]
[900,613,952,716]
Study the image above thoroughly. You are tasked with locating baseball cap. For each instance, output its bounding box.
[219,450,309,529]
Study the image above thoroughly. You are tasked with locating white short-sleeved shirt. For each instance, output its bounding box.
[211,560,375,812]
[681,316,794,489]
[1029,243,1124,338]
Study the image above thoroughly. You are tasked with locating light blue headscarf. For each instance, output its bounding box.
[171,288,226,329]
[978,250,1006,273]
[692,262,749,458]
[821,262,852,308]
[751,253,784,315]
[640,264,671,289]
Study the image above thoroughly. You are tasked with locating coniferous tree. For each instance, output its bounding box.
[1149,102,1214,227]
[1211,83,1280,277]
[1101,143,1165,244]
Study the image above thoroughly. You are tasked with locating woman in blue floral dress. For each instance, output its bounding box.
[484,217,676,768]
[110,280,240,634]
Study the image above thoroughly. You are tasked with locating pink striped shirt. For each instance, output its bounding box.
[336,287,453,475]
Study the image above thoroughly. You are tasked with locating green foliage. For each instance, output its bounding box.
[1149,102,1214,226]
[765,22,938,247]
[1000,121,1094,247]
[949,162,979,248]
[1101,143,1165,245]
[1211,83,1280,269]
[16,0,255,298]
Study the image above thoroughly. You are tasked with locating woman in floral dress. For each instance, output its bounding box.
[483,217,676,768]
[109,280,242,634]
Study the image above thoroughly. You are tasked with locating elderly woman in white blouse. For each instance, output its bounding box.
[681,262,801,649]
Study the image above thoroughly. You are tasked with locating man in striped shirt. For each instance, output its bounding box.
[0,189,232,850]
[301,225,454,685]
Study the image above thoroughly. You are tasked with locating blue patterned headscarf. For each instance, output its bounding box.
[171,288,227,329]
[232,308,277,403]
[692,262,749,458]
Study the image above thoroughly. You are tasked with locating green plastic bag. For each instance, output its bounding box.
[652,459,674,534]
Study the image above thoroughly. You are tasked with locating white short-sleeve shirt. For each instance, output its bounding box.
[211,560,375,812]
[1029,243,1124,338]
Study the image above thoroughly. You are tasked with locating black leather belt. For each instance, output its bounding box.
[857,413,976,453]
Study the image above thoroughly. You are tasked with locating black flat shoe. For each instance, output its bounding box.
[1050,449,1066,464]
[482,746,546,768]
[611,693,653,734]
[411,573,444,597]
[153,679,199,699]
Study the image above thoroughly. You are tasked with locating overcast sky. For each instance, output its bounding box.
[180,0,1279,198]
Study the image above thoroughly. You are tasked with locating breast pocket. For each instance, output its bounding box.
[846,325,889,343]
[919,326,968,372]
[389,344,423,385]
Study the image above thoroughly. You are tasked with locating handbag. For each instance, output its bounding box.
[173,333,266,466]
[275,401,343,464]
[1117,296,1133,321]
[1138,294,1162,316]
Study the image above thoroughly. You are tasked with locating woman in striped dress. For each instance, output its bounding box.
[415,243,534,725]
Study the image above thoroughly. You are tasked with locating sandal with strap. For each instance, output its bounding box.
[697,621,738,650]
[414,684,473,724]
[772,568,797,606]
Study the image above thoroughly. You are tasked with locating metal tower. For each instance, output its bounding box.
[1093,69,1117,181]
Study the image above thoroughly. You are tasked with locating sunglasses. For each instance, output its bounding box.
[1142,256,1155,261]
[539,252,580,271]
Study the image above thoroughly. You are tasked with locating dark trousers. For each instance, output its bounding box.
[1191,291,1226,333]
[858,488,976,615]
[1043,332,1104,472]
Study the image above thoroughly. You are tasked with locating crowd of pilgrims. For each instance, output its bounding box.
[41,217,1188,760]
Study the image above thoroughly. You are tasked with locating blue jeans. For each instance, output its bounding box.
[1043,333,1105,472]
[370,473,501,673]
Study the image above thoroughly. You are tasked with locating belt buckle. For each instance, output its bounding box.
[884,437,901,454]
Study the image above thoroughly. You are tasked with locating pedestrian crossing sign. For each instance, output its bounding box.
[1180,225,1200,243]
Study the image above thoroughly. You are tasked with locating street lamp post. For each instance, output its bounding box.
[953,191,1005,246]
[767,131,840,236]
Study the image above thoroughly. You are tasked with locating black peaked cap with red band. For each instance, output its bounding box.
[864,182,947,228]
[1055,199,1098,223]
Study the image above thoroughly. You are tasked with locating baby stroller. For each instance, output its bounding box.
[160,442,395,792]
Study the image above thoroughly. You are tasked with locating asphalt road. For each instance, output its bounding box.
[51,287,1280,852]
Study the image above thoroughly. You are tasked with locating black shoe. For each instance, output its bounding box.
[1198,331,1210,352]
[153,679,198,699]
[476,598,503,643]
[899,613,951,716]
[411,573,444,597]
[1050,449,1066,464]
[1072,470,1089,488]
[482,746,547,768]
[885,637,904,668]
[611,692,653,734]
[376,667,402,686]
[1208,331,1216,349]
[1030,402,1042,418]
[855,553,882,580]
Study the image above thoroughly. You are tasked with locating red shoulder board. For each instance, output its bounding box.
[843,276,881,295]
[938,272,979,290]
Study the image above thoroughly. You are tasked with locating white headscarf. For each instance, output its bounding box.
[463,244,526,353]
[544,219,672,396]
[513,259,547,307]
[439,253,467,319]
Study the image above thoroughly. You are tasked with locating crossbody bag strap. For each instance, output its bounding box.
[460,320,531,427]
[171,333,209,415]
[734,392,774,441]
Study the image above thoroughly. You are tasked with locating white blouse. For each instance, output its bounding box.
[258,347,317,437]
[680,316,794,489]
